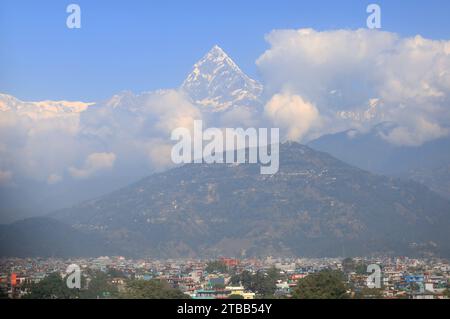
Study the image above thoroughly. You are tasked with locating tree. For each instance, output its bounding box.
[266,266,282,281]
[342,258,355,274]
[252,271,277,298]
[107,267,127,278]
[120,279,189,299]
[292,270,348,299]
[229,268,279,298]
[342,258,367,275]
[442,288,450,298]
[230,270,253,288]
[25,273,80,299]
[355,263,368,275]
[80,270,118,299]
[205,260,228,274]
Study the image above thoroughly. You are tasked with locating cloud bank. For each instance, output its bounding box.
[2,29,450,187]
[0,90,202,185]
[264,93,321,141]
[257,28,450,145]
[69,152,116,179]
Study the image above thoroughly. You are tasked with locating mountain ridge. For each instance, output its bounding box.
[2,142,450,258]
[34,142,450,258]
[308,124,450,199]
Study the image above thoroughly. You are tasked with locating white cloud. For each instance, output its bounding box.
[220,107,260,128]
[142,139,174,170]
[0,89,202,183]
[69,152,116,179]
[141,90,202,135]
[2,29,450,187]
[380,118,449,146]
[264,93,321,141]
[257,28,450,145]
[78,89,203,174]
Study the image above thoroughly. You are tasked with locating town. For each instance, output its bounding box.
[1,256,449,299]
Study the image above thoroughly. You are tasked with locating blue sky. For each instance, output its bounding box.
[1,0,450,101]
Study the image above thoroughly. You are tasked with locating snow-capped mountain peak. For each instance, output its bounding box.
[181,45,263,111]
[0,93,93,119]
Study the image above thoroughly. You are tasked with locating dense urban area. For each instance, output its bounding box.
[1,256,449,299]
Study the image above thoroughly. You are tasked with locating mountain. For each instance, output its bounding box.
[0,93,92,118]
[17,142,445,259]
[181,45,263,111]
[1,45,262,223]
[0,93,103,223]
[0,217,121,257]
[407,164,450,200]
[308,123,450,199]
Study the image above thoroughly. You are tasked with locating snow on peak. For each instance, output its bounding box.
[0,93,93,119]
[181,45,263,111]
[338,98,385,122]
